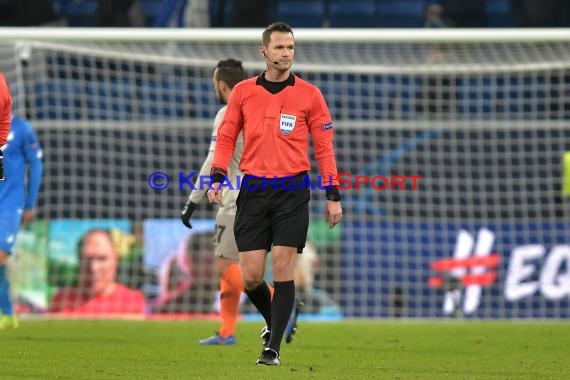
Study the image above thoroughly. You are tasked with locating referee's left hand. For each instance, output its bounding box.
[207,182,223,204]
[325,200,342,228]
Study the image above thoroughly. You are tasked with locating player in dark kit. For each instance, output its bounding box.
[208,22,342,366]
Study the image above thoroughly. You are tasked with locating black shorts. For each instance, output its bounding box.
[234,173,310,253]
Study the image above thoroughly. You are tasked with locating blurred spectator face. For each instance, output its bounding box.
[78,231,118,296]
[427,4,443,18]
[424,4,447,28]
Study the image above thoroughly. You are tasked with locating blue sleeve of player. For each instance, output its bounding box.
[22,121,43,210]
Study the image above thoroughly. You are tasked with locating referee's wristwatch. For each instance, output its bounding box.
[326,186,341,202]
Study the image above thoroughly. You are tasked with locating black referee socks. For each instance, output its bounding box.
[245,281,273,329]
[268,280,296,353]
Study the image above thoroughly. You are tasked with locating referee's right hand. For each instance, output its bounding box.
[207,182,223,204]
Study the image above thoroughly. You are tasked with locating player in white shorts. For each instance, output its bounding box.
[181,58,245,345]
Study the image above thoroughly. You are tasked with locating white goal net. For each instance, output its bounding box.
[2,28,570,319]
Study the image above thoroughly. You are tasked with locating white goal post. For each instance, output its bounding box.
[1,27,570,319]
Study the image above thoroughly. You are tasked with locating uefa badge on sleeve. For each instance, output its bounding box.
[279,113,296,135]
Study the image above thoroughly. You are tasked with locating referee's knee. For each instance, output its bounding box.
[242,275,264,291]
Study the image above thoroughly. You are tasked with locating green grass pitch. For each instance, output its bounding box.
[1,320,569,379]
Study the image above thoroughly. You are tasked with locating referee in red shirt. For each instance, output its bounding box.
[208,22,342,366]
[0,73,12,181]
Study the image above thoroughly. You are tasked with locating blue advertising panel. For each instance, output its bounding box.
[341,221,570,318]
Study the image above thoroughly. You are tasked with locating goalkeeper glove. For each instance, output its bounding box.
[181,200,197,229]
[0,149,4,181]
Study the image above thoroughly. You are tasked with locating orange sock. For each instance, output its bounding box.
[219,263,243,337]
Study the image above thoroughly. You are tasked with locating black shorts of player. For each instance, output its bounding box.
[234,172,310,253]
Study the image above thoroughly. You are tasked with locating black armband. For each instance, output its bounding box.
[210,166,227,184]
[325,186,341,202]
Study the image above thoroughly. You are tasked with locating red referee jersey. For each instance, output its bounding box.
[213,74,339,186]
[0,73,11,147]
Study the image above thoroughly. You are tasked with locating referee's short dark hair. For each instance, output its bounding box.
[215,58,246,89]
[262,22,294,47]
